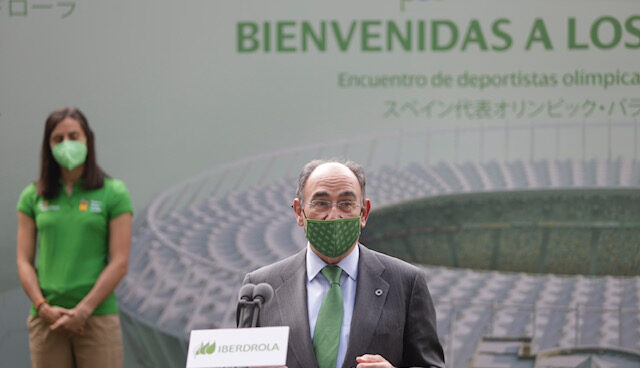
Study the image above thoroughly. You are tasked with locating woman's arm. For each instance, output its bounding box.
[16,212,43,305]
[16,212,69,326]
[51,213,132,331]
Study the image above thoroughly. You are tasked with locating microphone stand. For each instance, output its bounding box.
[251,299,263,328]
[237,299,256,328]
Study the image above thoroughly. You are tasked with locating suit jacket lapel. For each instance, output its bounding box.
[274,249,319,368]
[342,245,389,368]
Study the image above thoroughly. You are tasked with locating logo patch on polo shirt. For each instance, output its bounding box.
[89,200,103,213]
[79,200,89,212]
[39,200,60,211]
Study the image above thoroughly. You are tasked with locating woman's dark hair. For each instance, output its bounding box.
[37,107,106,198]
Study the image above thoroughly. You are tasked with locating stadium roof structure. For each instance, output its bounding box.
[117,122,640,368]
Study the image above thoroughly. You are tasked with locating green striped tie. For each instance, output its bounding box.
[313,266,344,368]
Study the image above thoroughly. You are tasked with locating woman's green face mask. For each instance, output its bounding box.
[52,140,87,170]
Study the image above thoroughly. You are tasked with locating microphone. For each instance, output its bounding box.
[236,283,255,328]
[252,283,274,305]
[239,283,255,302]
[251,283,274,327]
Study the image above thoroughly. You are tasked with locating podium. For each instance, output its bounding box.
[185,326,289,368]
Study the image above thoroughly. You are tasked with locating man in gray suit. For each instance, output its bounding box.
[242,160,444,368]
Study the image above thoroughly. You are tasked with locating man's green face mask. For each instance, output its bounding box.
[305,216,362,258]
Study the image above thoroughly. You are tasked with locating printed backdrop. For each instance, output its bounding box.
[0,0,638,304]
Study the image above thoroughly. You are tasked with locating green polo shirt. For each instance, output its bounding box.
[17,177,133,316]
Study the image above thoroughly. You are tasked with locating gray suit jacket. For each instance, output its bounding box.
[242,244,445,368]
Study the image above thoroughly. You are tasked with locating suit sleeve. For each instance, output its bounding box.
[242,272,252,285]
[403,271,445,368]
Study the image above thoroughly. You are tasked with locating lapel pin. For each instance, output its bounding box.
[375,289,383,296]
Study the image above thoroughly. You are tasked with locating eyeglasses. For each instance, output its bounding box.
[304,200,362,214]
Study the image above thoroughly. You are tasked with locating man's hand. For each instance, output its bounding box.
[50,304,91,335]
[356,354,395,368]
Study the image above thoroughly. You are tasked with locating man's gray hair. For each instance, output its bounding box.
[296,159,366,205]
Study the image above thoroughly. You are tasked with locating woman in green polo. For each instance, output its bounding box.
[16,107,132,368]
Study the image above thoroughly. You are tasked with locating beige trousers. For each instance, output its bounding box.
[28,314,124,368]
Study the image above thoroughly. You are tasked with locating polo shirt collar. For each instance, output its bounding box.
[58,178,84,187]
[306,242,359,283]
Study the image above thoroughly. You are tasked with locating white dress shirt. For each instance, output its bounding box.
[306,243,359,368]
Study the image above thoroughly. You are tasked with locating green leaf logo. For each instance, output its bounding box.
[206,342,216,354]
[195,341,216,357]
